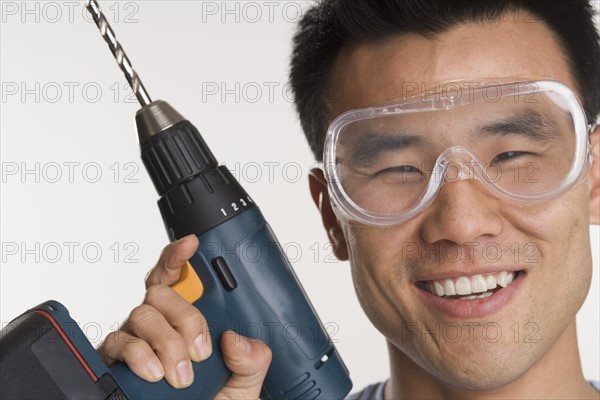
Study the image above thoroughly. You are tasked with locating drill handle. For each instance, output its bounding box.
[112,207,352,399]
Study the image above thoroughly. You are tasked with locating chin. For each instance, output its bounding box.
[426,353,534,392]
[396,332,542,392]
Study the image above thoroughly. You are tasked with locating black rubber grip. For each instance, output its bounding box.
[157,166,255,239]
[140,120,218,195]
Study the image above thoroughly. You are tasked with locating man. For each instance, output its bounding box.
[97,0,600,398]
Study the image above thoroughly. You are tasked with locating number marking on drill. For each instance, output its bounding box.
[222,196,253,216]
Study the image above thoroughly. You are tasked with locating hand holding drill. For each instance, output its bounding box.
[97,235,272,398]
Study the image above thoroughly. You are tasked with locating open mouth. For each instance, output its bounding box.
[417,271,523,301]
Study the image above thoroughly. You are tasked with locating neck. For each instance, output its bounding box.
[385,320,597,399]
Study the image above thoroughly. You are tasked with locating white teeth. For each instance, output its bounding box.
[497,271,508,288]
[485,275,497,290]
[470,275,487,293]
[424,271,518,298]
[443,279,456,296]
[458,291,494,300]
[455,277,471,295]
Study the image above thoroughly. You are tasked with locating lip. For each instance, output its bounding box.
[415,271,525,319]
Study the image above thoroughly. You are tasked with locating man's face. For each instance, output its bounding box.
[326,16,594,389]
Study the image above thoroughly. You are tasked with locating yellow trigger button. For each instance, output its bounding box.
[172,261,204,304]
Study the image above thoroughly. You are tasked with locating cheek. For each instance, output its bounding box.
[344,223,422,330]
[498,185,590,275]
[502,184,589,240]
[502,185,593,324]
[345,223,417,288]
[345,227,391,321]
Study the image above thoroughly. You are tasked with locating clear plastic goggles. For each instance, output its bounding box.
[323,80,593,226]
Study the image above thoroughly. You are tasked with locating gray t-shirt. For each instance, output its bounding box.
[345,380,600,399]
[345,381,385,400]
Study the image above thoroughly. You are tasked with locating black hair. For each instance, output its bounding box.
[289,0,600,160]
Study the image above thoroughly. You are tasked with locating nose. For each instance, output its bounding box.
[419,177,504,245]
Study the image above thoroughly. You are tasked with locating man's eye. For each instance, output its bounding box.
[492,151,530,163]
[375,165,422,176]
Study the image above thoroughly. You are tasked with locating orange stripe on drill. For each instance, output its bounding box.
[172,261,204,304]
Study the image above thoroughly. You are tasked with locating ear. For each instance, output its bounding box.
[589,126,600,224]
[308,168,349,261]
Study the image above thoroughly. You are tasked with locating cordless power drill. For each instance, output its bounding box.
[0,1,352,399]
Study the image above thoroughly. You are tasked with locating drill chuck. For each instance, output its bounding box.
[136,100,253,239]
[135,100,186,143]
[135,100,218,195]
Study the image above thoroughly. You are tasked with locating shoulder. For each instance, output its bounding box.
[590,380,600,391]
[345,381,387,400]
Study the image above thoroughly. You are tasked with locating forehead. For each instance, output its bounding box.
[328,16,576,114]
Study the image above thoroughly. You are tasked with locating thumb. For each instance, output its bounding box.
[215,331,272,400]
[145,234,199,288]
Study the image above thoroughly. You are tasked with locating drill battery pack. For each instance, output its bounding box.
[0,301,127,400]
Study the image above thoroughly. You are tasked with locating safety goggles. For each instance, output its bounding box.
[323,80,594,226]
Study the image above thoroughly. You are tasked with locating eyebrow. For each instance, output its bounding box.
[349,132,425,166]
[478,111,560,140]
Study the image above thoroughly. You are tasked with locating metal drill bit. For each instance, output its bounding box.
[86,0,152,107]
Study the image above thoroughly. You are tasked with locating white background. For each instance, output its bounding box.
[1,0,599,391]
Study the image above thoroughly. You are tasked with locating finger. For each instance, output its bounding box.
[145,234,199,288]
[124,304,195,388]
[214,331,272,400]
[144,284,212,362]
[97,330,164,383]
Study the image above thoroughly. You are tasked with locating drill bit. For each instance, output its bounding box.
[86,0,152,107]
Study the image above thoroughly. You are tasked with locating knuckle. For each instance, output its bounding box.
[153,331,187,359]
[120,339,151,361]
[101,331,147,364]
[121,345,158,374]
[128,304,158,326]
[176,305,205,329]
[144,284,170,303]
[103,330,122,346]
[103,330,136,348]
[144,268,157,288]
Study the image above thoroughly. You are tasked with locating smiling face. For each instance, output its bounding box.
[321,16,596,390]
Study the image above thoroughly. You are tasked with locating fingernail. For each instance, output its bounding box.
[176,360,193,386]
[147,358,164,380]
[194,333,212,360]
